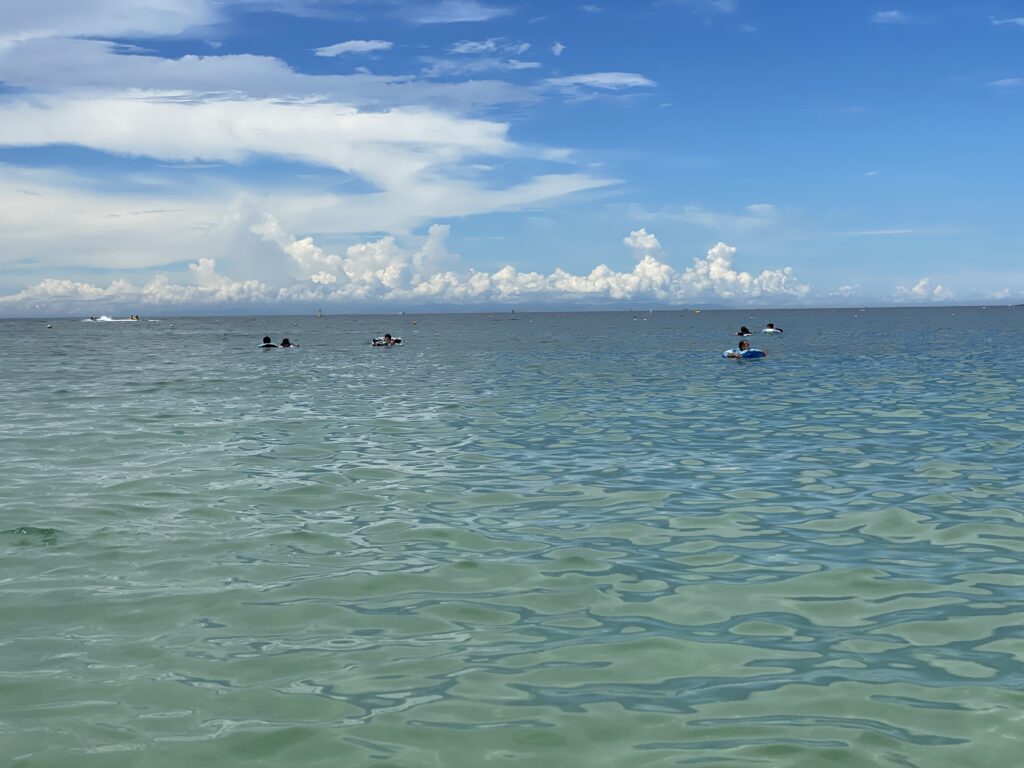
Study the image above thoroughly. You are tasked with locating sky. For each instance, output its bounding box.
[0,0,1022,315]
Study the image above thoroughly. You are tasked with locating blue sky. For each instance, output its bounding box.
[0,0,1021,314]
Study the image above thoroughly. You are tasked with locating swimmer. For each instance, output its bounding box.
[372,333,401,346]
[280,338,298,348]
[725,339,765,360]
[260,336,278,348]
[736,326,752,336]
[763,322,783,333]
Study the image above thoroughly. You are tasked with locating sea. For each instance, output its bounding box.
[2,306,1022,767]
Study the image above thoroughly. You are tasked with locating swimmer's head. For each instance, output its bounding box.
[738,340,750,350]
[262,336,271,344]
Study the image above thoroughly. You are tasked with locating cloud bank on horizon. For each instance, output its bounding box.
[0,0,1020,313]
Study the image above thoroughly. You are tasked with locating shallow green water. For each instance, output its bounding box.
[2,308,1023,767]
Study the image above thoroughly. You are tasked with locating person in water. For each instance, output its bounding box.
[260,336,278,348]
[737,326,752,336]
[280,338,298,348]
[725,339,765,360]
[764,322,783,332]
[373,333,400,346]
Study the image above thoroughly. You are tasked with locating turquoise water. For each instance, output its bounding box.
[2,307,1023,767]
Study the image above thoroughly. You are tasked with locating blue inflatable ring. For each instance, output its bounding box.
[722,348,766,359]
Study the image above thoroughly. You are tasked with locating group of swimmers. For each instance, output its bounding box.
[724,323,783,360]
[735,323,783,336]
[260,336,298,348]
[259,332,403,349]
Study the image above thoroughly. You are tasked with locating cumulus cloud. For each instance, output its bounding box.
[0,226,810,312]
[551,42,566,56]
[315,40,393,57]
[871,10,911,24]
[0,259,268,311]
[896,277,952,302]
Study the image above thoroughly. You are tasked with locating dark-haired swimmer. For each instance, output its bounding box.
[260,336,278,348]
[372,333,401,347]
[725,339,766,360]
[736,326,752,336]
[280,338,298,348]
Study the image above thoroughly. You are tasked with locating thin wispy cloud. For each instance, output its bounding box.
[646,203,778,231]
[449,38,498,54]
[315,39,393,57]
[544,72,656,90]
[663,0,738,14]
[988,77,1024,87]
[410,1,513,24]
[423,57,541,77]
[871,10,911,24]
[989,16,1024,27]
[449,39,529,55]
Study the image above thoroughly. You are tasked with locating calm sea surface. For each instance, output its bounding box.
[2,307,1023,767]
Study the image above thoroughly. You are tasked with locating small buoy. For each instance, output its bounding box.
[694,309,701,315]
[412,320,417,325]
[46,324,53,329]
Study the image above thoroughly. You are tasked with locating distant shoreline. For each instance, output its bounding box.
[1,303,1017,321]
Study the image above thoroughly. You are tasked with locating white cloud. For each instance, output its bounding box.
[0,0,218,45]
[0,37,538,112]
[871,10,910,24]
[640,203,778,231]
[623,228,664,258]
[831,284,860,297]
[896,277,952,302]
[990,16,1024,27]
[680,203,776,229]
[410,1,513,24]
[315,40,393,57]
[447,38,529,55]
[0,95,518,191]
[449,38,498,54]
[0,226,810,312]
[551,42,566,56]
[544,72,656,90]
[423,57,541,77]
[0,154,613,290]
[988,78,1024,88]
[0,259,269,311]
[670,0,737,14]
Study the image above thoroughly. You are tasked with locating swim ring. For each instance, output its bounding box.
[722,348,766,359]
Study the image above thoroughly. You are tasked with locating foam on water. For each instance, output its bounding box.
[2,308,1022,767]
